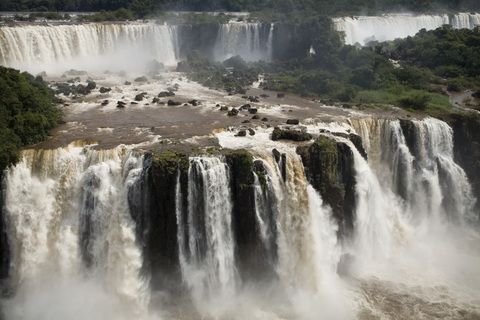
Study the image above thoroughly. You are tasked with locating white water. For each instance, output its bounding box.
[179,156,237,313]
[214,22,272,62]
[0,23,178,73]
[334,13,480,45]
[2,143,150,319]
[347,118,480,318]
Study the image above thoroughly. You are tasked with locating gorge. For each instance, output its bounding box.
[0,9,480,320]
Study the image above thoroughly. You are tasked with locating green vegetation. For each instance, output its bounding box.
[1,0,479,18]
[0,67,61,173]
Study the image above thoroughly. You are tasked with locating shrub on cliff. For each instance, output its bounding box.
[0,67,61,172]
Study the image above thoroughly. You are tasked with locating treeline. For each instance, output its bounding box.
[1,0,479,16]
[0,67,61,173]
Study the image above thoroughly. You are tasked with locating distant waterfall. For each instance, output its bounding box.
[2,143,149,319]
[214,23,273,62]
[334,13,480,45]
[0,23,179,73]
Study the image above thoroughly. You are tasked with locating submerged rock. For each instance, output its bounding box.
[99,87,111,93]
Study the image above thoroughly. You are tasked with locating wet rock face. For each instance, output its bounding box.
[225,150,275,281]
[449,114,480,213]
[297,136,356,237]
[0,174,10,280]
[128,152,188,291]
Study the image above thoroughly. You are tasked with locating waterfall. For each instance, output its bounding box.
[178,156,237,303]
[334,13,480,45]
[2,143,149,319]
[214,23,272,62]
[0,23,179,73]
[347,117,476,265]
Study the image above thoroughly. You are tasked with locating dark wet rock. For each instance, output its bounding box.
[297,136,356,237]
[348,133,367,160]
[260,94,269,98]
[86,80,96,91]
[277,93,285,98]
[242,120,250,124]
[248,128,256,136]
[131,102,139,105]
[158,91,175,98]
[272,149,287,181]
[447,113,480,213]
[117,101,126,108]
[223,55,248,70]
[228,108,239,116]
[261,117,268,122]
[135,93,147,102]
[75,84,91,95]
[67,77,81,83]
[252,115,260,120]
[242,95,249,99]
[235,130,247,137]
[248,108,258,114]
[134,76,148,82]
[167,100,181,106]
[183,103,189,106]
[240,104,251,110]
[286,119,300,125]
[188,99,200,106]
[152,97,160,104]
[124,81,132,85]
[101,100,109,106]
[248,96,260,103]
[473,90,480,99]
[220,106,228,111]
[271,127,312,142]
[99,87,111,94]
[224,150,276,281]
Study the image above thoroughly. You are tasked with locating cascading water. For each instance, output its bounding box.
[1,143,149,320]
[214,23,273,62]
[177,156,237,306]
[334,13,480,45]
[0,23,178,73]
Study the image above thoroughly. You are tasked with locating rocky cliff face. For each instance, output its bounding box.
[297,136,356,237]
[449,114,480,214]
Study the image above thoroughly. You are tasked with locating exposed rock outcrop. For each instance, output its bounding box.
[297,136,356,237]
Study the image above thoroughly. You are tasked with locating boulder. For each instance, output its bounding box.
[240,104,251,111]
[188,99,200,106]
[235,130,247,137]
[124,81,132,85]
[248,108,258,114]
[101,100,109,106]
[252,115,260,120]
[86,80,96,91]
[286,119,300,125]
[158,91,175,98]
[167,100,181,106]
[135,93,146,102]
[220,106,229,111]
[248,96,260,103]
[228,108,239,116]
[117,101,126,108]
[99,87,111,93]
[271,127,312,142]
[248,128,256,136]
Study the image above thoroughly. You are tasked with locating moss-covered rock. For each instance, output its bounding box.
[297,136,356,237]
[271,127,313,142]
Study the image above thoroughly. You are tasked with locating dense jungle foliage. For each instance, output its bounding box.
[0,67,61,173]
[0,0,479,17]
[182,23,479,114]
